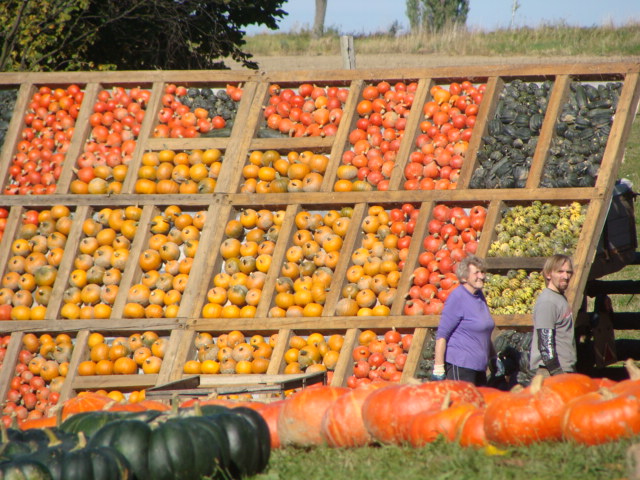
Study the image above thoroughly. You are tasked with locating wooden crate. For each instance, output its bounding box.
[0,63,637,398]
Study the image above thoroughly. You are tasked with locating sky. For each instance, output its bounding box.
[247,0,640,35]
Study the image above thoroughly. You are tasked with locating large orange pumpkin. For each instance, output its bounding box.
[250,400,286,449]
[320,381,388,447]
[484,373,598,446]
[61,391,113,419]
[561,388,640,445]
[457,407,488,448]
[361,380,484,445]
[408,394,478,447]
[277,385,348,447]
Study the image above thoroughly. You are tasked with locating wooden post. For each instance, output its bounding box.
[340,36,356,70]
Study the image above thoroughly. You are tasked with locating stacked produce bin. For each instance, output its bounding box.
[0,64,637,417]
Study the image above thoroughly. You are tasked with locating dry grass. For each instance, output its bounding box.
[245,23,640,58]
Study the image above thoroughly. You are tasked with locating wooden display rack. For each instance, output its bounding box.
[0,63,638,403]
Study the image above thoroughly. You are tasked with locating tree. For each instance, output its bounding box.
[405,0,423,33]
[423,0,468,31]
[312,0,328,38]
[0,0,287,72]
[405,0,468,33]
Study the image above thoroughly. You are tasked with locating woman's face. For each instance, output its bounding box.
[463,264,486,293]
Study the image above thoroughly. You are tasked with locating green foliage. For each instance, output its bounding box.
[404,0,468,33]
[423,0,469,31]
[405,0,422,33]
[0,0,287,71]
[0,0,93,71]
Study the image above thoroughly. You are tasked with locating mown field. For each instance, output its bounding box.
[243,25,640,480]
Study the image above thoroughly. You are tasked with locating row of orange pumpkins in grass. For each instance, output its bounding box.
[220,362,640,449]
[19,362,640,448]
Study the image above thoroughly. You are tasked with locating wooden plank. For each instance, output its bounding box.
[0,83,34,190]
[156,329,186,385]
[585,280,640,296]
[212,81,260,194]
[330,328,358,387]
[45,205,91,320]
[485,256,547,271]
[176,203,223,319]
[0,187,606,209]
[188,313,533,330]
[525,74,571,188]
[110,205,156,318]
[400,327,429,383]
[267,328,293,375]
[121,81,166,194]
[0,64,635,91]
[0,206,24,276]
[262,63,639,83]
[0,319,181,334]
[249,136,334,151]
[0,332,24,408]
[56,83,101,194]
[475,200,504,258]
[178,204,231,319]
[321,79,364,192]
[322,203,367,316]
[168,329,197,383]
[595,72,640,192]
[144,137,231,152]
[611,313,640,330]
[390,200,433,315]
[226,186,603,207]
[72,373,159,390]
[58,329,89,402]
[196,370,326,388]
[457,76,502,189]
[216,82,269,193]
[388,78,433,191]
[254,204,299,318]
[568,197,605,314]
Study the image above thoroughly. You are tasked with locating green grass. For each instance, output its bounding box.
[245,23,640,57]
[249,439,636,480]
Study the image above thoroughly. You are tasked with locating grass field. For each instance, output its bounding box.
[251,439,635,480]
[245,23,640,58]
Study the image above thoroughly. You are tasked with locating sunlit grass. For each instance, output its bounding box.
[245,23,640,57]
[248,439,636,480]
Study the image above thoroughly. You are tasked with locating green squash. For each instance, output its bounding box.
[206,412,260,478]
[147,420,198,480]
[231,407,271,472]
[60,410,161,438]
[175,418,231,479]
[87,420,151,480]
[60,446,132,480]
[0,459,52,480]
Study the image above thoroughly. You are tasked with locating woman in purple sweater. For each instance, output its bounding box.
[431,254,495,386]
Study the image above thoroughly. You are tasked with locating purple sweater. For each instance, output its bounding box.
[435,284,495,371]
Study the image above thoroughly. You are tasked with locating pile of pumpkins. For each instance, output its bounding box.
[5,362,640,478]
[0,396,270,480]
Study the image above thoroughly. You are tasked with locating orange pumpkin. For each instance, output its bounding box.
[61,391,113,419]
[277,385,349,447]
[321,382,388,447]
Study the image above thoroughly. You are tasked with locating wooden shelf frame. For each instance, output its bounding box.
[0,62,637,395]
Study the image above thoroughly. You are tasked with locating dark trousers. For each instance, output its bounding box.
[445,363,487,386]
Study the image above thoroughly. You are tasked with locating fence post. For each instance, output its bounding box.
[340,35,356,69]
